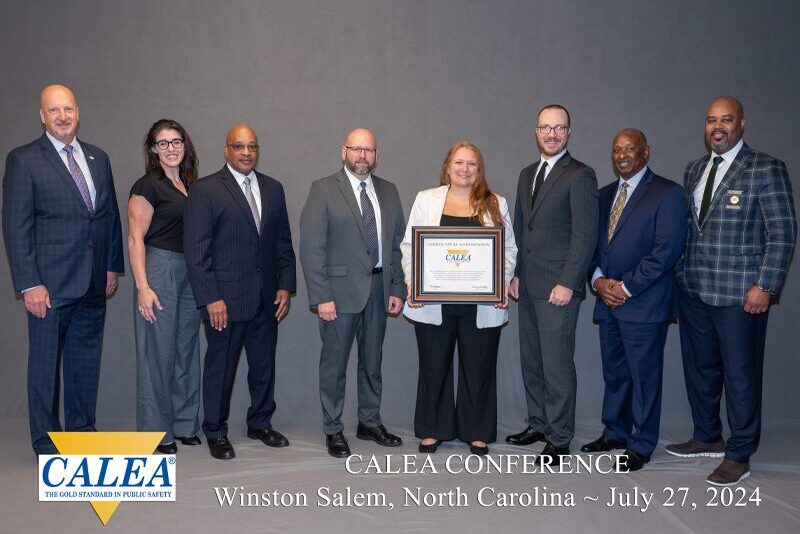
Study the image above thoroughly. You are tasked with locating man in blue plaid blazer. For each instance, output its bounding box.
[2,85,124,455]
[669,96,796,486]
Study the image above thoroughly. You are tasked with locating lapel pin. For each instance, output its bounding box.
[88,155,95,160]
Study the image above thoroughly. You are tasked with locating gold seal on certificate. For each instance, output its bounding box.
[411,226,504,304]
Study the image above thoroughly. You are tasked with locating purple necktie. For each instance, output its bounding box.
[63,145,93,212]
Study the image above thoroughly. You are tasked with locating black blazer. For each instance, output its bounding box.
[184,165,296,322]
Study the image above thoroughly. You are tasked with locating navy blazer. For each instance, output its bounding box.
[591,169,685,323]
[184,166,296,322]
[2,133,124,298]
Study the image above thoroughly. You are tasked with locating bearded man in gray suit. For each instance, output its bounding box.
[300,129,406,458]
[507,105,599,467]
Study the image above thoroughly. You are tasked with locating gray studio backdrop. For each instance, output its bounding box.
[1,1,798,438]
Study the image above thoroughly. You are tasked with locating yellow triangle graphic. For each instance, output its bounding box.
[48,432,165,525]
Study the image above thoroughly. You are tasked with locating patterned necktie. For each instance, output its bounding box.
[530,161,548,211]
[699,156,724,224]
[243,176,261,234]
[63,145,93,212]
[607,182,628,242]
[360,182,379,267]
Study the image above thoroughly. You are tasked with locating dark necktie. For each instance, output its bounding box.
[63,145,93,212]
[530,161,548,211]
[360,182,379,267]
[699,156,724,224]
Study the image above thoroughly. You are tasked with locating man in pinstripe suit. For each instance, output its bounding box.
[668,97,796,485]
[2,85,124,456]
[184,124,296,460]
[506,104,599,467]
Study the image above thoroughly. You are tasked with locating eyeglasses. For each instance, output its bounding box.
[536,125,569,135]
[226,144,260,153]
[345,146,377,155]
[154,139,184,150]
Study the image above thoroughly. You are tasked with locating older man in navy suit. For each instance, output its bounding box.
[582,129,685,471]
[669,97,796,485]
[184,124,296,460]
[2,84,124,456]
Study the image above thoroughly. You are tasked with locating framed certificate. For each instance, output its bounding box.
[411,226,504,304]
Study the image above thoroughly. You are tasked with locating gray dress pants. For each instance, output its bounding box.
[135,247,201,444]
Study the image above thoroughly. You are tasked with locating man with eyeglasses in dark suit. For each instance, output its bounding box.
[506,104,599,468]
[299,128,406,458]
[184,124,296,460]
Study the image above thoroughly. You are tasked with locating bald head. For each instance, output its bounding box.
[224,124,259,175]
[39,84,79,144]
[341,128,378,178]
[612,128,650,180]
[705,96,745,154]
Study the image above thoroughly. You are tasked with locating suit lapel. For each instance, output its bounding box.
[373,177,392,251]
[220,166,259,236]
[39,135,91,213]
[608,170,652,243]
[257,172,271,235]
[686,155,709,230]
[80,141,105,209]
[336,170,369,245]
[530,152,570,219]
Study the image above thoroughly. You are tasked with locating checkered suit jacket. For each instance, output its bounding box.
[675,143,796,306]
[2,134,124,298]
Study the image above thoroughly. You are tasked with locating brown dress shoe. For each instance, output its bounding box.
[665,438,725,458]
[707,459,750,486]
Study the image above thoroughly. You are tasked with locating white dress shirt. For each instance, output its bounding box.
[227,163,261,216]
[532,149,567,196]
[344,166,383,268]
[692,138,743,217]
[46,131,97,204]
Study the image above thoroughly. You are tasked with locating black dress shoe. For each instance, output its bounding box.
[247,428,290,448]
[356,423,402,447]
[535,442,570,467]
[175,435,202,446]
[506,426,546,446]
[156,441,177,454]
[326,431,351,458]
[580,435,627,453]
[208,437,236,460]
[469,442,489,456]
[616,448,650,472]
[418,439,441,453]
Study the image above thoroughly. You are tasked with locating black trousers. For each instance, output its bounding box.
[413,306,501,443]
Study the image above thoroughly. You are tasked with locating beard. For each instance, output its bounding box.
[344,157,374,177]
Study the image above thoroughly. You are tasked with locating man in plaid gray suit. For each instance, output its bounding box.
[668,96,796,485]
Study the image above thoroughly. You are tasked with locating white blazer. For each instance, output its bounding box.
[401,186,518,328]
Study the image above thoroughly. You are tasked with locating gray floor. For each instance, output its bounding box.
[1,416,798,533]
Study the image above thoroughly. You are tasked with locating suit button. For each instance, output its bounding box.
[698,232,703,237]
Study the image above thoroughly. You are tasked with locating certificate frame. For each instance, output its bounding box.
[411,226,504,304]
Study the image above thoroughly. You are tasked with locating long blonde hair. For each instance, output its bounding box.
[439,141,503,226]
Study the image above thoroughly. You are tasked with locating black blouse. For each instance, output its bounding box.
[129,171,188,253]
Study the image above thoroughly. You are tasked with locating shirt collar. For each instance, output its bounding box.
[711,138,744,165]
[540,149,567,168]
[46,131,78,153]
[226,163,256,186]
[344,166,373,190]
[619,165,648,192]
